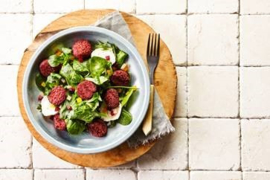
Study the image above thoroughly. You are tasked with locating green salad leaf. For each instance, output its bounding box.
[85,76,108,85]
[89,56,110,76]
[60,64,83,86]
[121,87,137,107]
[44,73,62,94]
[116,50,128,67]
[73,60,88,73]
[48,47,72,67]
[66,119,85,135]
[35,73,46,92]
[118,109,132,125]
[70,102,99,123]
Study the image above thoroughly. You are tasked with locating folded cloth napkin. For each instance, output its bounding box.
[94,11,175,148]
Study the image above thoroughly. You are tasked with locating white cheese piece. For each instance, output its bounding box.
[41,96,58,116]
[91,48,116,64]
[102,104,122,122]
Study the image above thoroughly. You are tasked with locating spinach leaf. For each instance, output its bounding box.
[116,50,128,67]
[48,55,62,67]
[60,64,83,86]
[48,47,72,67]
[89,56,110,76]
[85,76,108,85]
[121,87,137,107]
[35,73,46,92]
[118,109,132,125]
[66,119,86,135]
[73,60,88,73]
[69,102,99,123]
[44,73,62,95]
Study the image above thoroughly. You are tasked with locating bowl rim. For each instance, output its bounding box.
[22,26,150,154]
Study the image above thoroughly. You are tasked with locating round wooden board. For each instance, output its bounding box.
[17,9,177,168]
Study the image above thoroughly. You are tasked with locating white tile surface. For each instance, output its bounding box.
[188,15,238,65]
[3,0,270,179]
[243,172,270,180]
[137,119,188,170]
[138,171,189,180]
[0,65,20,116]
[188,67,238,117]
[34,0,84,13]
[189,0,238,13]
[0,0,32,13]
[35,170,84,180]
[32,139,80,168]
[0,14,32,65]
[0,169,33,180]
[240,16,270,66]
[86,170,136,180]
[33,14,64,37]
[137,15,186,65]
[175,67,187,117]
[136,0,186,14]
[190,171,241,180]
[242,119,270,171]
[240,67,270,118]
[0,117,31,168]
[189,119,240,170]
[241,0,270,14]
[85,0,135,13]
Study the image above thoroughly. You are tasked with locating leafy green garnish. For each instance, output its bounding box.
[89,56,110,76]
[37,104,42,112]
[116,50,128,67]
[73,60,88,73]
[60,64,83,86]
[118,109,132,125]
[85,76,108,85]
[121,88,137,107]
[70,103,99,123]
[44,73,62,95]
[35,73,46,92]
[66,119,85,135]
[48,47,72,67]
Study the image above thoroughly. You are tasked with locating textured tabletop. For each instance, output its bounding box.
[1,0,270,180]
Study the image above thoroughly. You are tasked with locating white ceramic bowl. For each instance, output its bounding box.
[23,26,150,154]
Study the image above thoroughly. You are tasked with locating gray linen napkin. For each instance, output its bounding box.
[94,11,175,147]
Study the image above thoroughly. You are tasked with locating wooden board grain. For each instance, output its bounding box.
[17,9,177,168]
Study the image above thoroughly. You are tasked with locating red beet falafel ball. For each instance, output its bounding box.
[53,114,66,130]
[72,39,92,62]
[110,70,130,86]
[88,119,107,137]
[48,86,66,106]
[104,89,119,109]
[77,81,97,100]
[39,59,58,77]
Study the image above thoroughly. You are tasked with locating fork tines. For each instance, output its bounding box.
[147,33,160,57]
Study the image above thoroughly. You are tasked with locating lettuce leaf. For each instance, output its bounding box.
[66,119,85,135]
[73,60,88,73]
[121,87,137,107]
[117,109,132,125]
[60,64,83,86]
[48,47,72,67]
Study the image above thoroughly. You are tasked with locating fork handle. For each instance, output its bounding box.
[142,84,154,136]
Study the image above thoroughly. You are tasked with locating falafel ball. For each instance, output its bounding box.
[39,59,58,77]
[110,70,130,86]
[88,119,107,137]
[48,86,66,106]
[77,81,97,100]
[104,89,119,109]
[72,39,92,62]
[53,114,66,130]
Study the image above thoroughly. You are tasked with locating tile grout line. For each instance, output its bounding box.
[238,0,243,177]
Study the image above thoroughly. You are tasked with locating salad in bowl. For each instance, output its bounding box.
[23,26,150,153]
[36,39,137,137]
